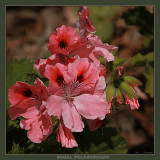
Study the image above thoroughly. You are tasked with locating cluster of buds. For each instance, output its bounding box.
[8,6,141,148]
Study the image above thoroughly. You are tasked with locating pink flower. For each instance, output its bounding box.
[45,58,107,132]
[56,119,78,148]
[8,78,53,143]
[48,25,87,55]
[34,54,76,77]
[77,6,96,37]
[77,34,117,67]
[8,78,49,117]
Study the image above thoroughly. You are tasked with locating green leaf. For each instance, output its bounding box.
[6,58,34,109]
[113,57,126,67]
[131,52,154,97]
[123,76,142,85]
[106,84,116,102]
[131,52,154,67]
[144,64,154,97]
[8,142,25,154]
[120,82,136,99]
[74,127,127,154]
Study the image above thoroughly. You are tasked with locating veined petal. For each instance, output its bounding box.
[62,102,84,132]
[56,120,78,148]
[46,95,64,119]
[73,94,107,120]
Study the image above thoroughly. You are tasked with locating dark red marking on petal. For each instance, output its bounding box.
[77,74,84,83]
[57,75,64,86]
[23,89,33,97]
[59,39,67,49]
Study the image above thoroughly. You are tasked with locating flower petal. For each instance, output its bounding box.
[62,102,84,132]
[46,95,64,119]
[56,120,78,148]
[73,94,107,120]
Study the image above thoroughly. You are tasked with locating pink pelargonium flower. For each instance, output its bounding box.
[34,54,76,77]
[8,78,53,143]
[48,25,87,55]
[77,34,117,66]
[77,6,96,37]
[45,58,107,132]
[56,119,78,148]
[8,78,49,115]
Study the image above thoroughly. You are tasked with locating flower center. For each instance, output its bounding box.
[59,39,67,49]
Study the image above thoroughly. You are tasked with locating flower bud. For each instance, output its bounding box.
[106,84,116,102]
[123,76,142,86]
[120,81,136,99]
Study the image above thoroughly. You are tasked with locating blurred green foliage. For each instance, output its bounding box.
[122,6,154,98]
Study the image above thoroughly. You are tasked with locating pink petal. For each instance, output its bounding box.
[62,102,84,132]
[73,94,107,120]
[125,97,140,110]
[27,120,43,143]
[87,119,102,131]
[46,95,64,119]
[56,120,78,148]
[48,25,81,55]
[44,64,67,96]
[77,6,96,37]
[8,105,26,120]
[66,58,99,96]
[94,76,106,97]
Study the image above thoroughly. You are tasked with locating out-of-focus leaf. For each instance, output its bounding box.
[122,6,154,36]
[131,52,154,97]
[8,142,25,154]
[144,64,154,97]
[113,57,126,67]
[131,52,154,67]
[74,127,127,154]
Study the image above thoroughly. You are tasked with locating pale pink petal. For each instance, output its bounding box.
[73,94,107,120]
[62,103,84,132]
[27,120,43,143]
[56,120,78,148]
[106,100,112,114]
[94,76,106,97]
[125,97,140,110]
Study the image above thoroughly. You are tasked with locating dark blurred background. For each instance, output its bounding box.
[6,6,154,154]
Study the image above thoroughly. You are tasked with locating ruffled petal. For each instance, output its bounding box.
[73,94,107,120]
[56,120,78,148]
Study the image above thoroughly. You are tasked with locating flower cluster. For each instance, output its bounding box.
[8,6,141,148]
